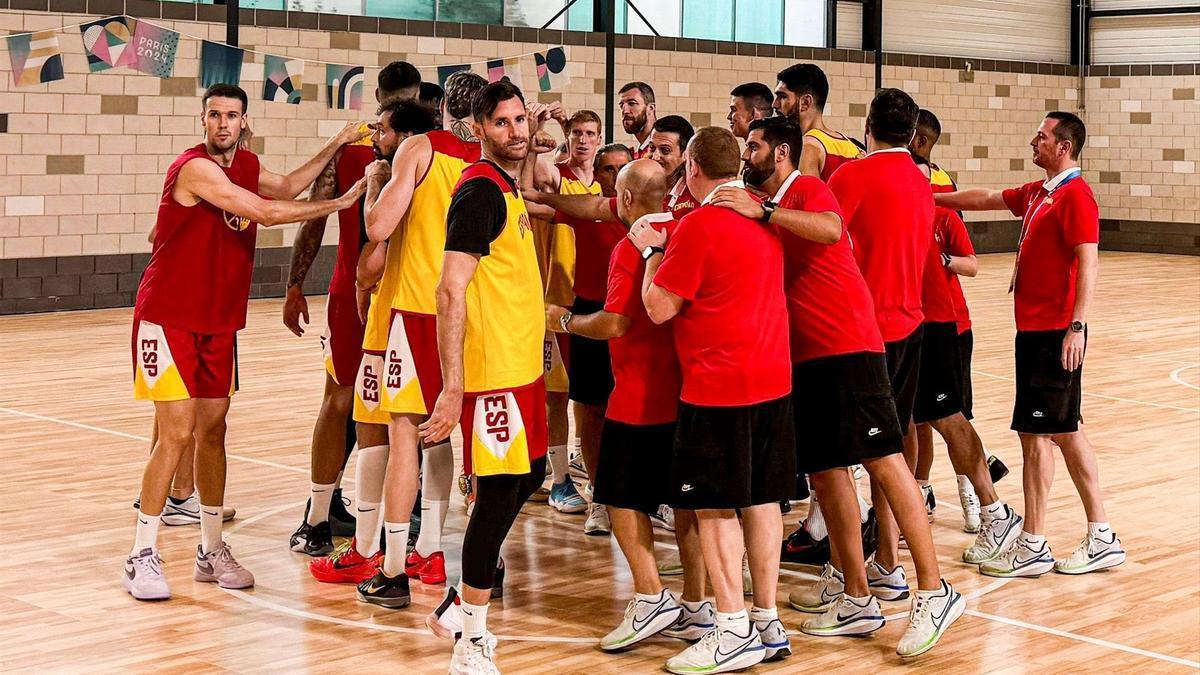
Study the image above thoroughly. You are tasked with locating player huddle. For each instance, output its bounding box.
[124,58,1124,675]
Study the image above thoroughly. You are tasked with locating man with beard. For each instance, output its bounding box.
[774,63,864,181]
[125,84,367,600]
[418,80,549,675]
[728,82,774,140]
[619,81,658,159]
[284,63,426,557]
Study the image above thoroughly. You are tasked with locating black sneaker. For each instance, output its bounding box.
[860,507,879,560]
[357,569,411,609]
[290,520,334,556]
[491,557,505,599]
[330,488,356,538]
[988,455,1010,483]
[781,524,830,565]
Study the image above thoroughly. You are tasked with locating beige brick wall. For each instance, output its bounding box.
[0,9,1194,259]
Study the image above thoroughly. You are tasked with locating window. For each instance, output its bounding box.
[626,0,679,36]
[683,0,733,41]
[784,0,825,47]
[735,0,782,44]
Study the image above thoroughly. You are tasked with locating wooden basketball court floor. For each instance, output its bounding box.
[1,251,1197,673]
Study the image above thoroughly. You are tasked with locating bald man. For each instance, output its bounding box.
[546,159,713,652]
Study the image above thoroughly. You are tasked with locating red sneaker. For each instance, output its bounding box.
[309,539,381,584]
[405,550,447,584]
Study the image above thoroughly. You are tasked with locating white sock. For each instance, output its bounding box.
[917,479,931,488]
[307,482,336,525]
[714,609,750,633]
[199,504,223,554]
[382,522,410,576]
[682,599,707,613]
[636,590,666,603]
[1018,530,1045,546]
[805,499,828,540]
[982,500,1007,521]
[132,511,160,554]
[857,492,871,522]
[956,474,973,491]
[461,598,489,640]
[355,500,382,557]
[1088,521,1111,537]
[415,441,453,557]
[334,470,345,491]
[749,606,777,622]
[547,444,569,483]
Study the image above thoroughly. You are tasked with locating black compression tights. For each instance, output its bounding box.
[460,457,547,590]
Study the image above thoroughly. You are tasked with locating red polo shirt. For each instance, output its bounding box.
[1002,170,1099,332]
[774,171,884,363]
[829,148,933,343]
[605,213,682,425]
[653,182,791,407]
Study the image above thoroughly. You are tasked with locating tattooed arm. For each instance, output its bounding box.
[283,152,340,337]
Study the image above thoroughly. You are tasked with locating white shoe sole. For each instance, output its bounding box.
[1054,550,1126,575]
[788,597,836,613]
[897,594,966,657]
[666,645,765,675]
[801,615,885,637]
[549,499,588,514]
[122,576,170,601]
[980,560,1055,578]
[600,607,683,651]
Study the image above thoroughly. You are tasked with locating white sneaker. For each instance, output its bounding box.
[600,590,683,651]
[962,504,1024,564]
[568,446,588,481]
[867,561,909,601]
[1054,528,1126,575]
[957,476,981,533]
[584,503,610,536]
[159,494,236,526]
[741,555,753,597]
[665,624,765,675]
[662,601,715,641]
[548,479,587,514]
[426,586,463,640]
[921,484,936,521]
[980,536,1055,578]
[449,632,500,675]
[122,547,170,601]
[788,563,844,613]
[753,618,791,661]
[650,504,676,531]
[896,580,965,657]
[801,594,885,637]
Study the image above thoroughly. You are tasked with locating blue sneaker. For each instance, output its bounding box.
[549,479,587,514]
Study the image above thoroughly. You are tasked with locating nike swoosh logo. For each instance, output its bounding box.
[836,610,862,623]
[125,564,136,580]
[930,593,958,625]
[680,485,694,492]
[715,637,758,664]
[936,393,947,401]
[1014,552,1047,566]
[362,583,386,594]
[196,562,214,575]
[631,601,672,632]
[202,510,220,516]
[867,428,881,436]
[357,508,377,513]
[387,529,405,534]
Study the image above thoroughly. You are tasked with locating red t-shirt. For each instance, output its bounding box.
[605,213,682,425]
[328,143,375,298]
[829,149,933,343]
[927,163,971,333]
[1002,172,1099,331]
[922,207,975,325]
[136,144,261,334]
[654,190,791,407]
[775,171,883,363]
[556,166,625,302]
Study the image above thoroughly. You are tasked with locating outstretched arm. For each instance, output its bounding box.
[524,191,614,222]
[546,305,631,339]
[178,158,363,227]
[259,122,368,200]
[935,188,1006,212]
[709,186,840,245]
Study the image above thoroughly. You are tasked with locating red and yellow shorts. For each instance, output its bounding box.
[380,310,443,416]
[461,378,548,477]
[352,349,389,426]
[544,332,570,394]
[322,286,367,387]
[132,317,237,401]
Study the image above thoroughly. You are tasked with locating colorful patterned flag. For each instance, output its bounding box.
[127,22,179,78]
[263,55,304,104]
[79,16,137,73]
[436,63,473,89]
[7,30,65,87]
[327,64,364,110]
[200,40,244,88]
[486,57,524,87]
[533,47,569,93]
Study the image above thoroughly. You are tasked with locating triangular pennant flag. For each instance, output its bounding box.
[128,22,179,78]
[200,40,244,88]
[327,64,364,110]
[486,57,525,87]
[533,47,569,93]
[7,30,65,87]
[264,55,304,104]
[437,63,473,89]
[79,16,137,73]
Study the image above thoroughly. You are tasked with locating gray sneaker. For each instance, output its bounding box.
[123,548,171,601]
[161,494,236,526]
[193,542,255,589]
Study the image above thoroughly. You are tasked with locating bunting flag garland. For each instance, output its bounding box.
[486,57,524,85]
[200,40,245,87]
[263,55,304,104]
[7,30,65,87]
[80,15,137,73]
[533,47,570,92]
[327,64,364,110]
[127,22,179,78]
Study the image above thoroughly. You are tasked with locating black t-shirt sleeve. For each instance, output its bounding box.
[445,177,507,256]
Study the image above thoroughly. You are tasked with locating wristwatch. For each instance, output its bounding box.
[760,200,777,222]
[642,245,665,261]
[941,252,952,268]
[560,311,574,333]
[1069,320,1085,333]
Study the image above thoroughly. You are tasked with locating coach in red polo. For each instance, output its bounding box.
[936,111,1125,580]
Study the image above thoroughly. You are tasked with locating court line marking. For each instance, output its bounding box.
[1170,364,1200,392]
[4,404,1198,666]
[971,371,1200,413]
